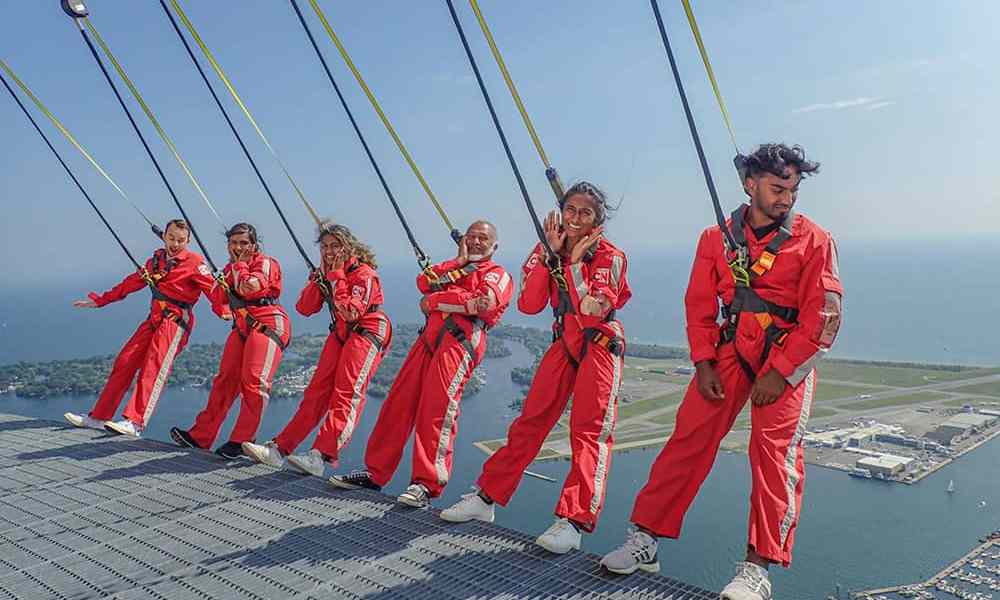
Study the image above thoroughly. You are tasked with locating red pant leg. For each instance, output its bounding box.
[747,369,816,567]
[365,338,432,487]
[630,344,752,538]
[122,318,188,428]
[312,314,390,461]
[90,320,155,421]
[273,333,344,455]
[189,329,245,448]
[555,340,625,531]
[410,330,486,497]
[477,342,576,506]
[229,315,289,444]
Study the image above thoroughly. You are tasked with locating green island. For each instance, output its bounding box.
[0,323,513,401]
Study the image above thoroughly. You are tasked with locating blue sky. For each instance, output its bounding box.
[2,1,997,284]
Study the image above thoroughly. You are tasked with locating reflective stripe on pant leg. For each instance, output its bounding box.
[141,321,185,426]
[589,322,624,515]
[256,315,285,405]
[336,316,388,450]
[434,326,483,486]
[779,369,814,546]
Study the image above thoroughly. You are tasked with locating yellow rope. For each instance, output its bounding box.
[681,0,740,153]
[82,17,226,228]
[168,0,323,226]
[307,0,456,234]
[0,58,158,227]
[468,0,551,169]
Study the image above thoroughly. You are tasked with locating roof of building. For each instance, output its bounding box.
[941,413,998,429]
[857,454,915,469]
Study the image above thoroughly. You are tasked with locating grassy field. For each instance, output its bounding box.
[949,381,1000,398]
[840,391,951,411]
[820,362,1000,387]
[617,390,685,421]
[814,382,885,402]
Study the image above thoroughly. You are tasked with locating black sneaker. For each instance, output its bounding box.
[170,427,202,449]
[329,469,381,491]
[214,441,245,460]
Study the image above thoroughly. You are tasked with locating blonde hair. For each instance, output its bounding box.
[316,220,377,269]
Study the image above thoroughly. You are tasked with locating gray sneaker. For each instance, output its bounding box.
[720,561,771,600]
[105,419,142,438]
[397,483,430,508]
[600,528,659,575]
[64,412,106,431]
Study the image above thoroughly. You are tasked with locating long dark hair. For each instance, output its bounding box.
[559,181,615,225]
[316,220,377,269]
[225,222,260,250]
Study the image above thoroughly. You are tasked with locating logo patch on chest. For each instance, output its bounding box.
[352,285,366,298]
[197,264,211,276]
[485,272,501,285]
[593,268,611,284]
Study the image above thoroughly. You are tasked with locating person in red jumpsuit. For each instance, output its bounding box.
[441,182,632,556]
[64,219,221,437]
[330,220,513,509]
[170,223,292,460]
[242,221,392,477]
[601,144,843,600]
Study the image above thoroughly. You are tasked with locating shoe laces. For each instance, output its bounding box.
[405,484,429,501]
[733,562,769,593]
[342,469,371,484]
[622,528,657,561]
[547,518,576,537]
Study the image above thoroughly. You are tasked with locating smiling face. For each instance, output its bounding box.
[561,193,600,245]
[746,166,801,224]
[227,231,255,263]
[319,233,348,266]
[162,222,190,258]
[465,221,497,261]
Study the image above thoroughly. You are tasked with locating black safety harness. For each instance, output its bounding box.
[719,206,799,380]
[320,262,388,353]
[144,251,193,333]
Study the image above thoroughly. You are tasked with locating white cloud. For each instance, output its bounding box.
[865,101,895,111]
[792,96,885,114]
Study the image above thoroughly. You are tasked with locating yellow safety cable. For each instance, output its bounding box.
[468,0,551,170]
[81,18,226,229]
[0,58,158,228]
[168,0,323,226]
[307,0,456,235]
[681,0,741,154]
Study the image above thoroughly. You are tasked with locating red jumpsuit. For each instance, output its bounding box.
[188,253,291,448]
[88,249,219,428]
[364,257,513,497]
[630,209,843,567]
[477,239,631,531]
[272,258,392,461]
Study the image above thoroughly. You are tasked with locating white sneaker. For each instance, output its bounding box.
[535,518,581,554]
[242,441,285,468]
[64,412,106,431]
[440,491,495,523]
[600,528,660,575]
[720,561,772,600]
[104,419,142,438]
[286,449,326,477]
[397,483,430,508]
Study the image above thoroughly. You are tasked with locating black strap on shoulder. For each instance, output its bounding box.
[242,314,288,351]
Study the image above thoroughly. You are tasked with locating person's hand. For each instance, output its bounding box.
[419,296,431,315]
[220,311,234,321]
[569,227,603,264]
[751,369,788,407]
[73,299,98,309]
[543,210,566,254]
[579,293,609,316]
[236,247,254,264]
[237,277,261,297]
[337,305,361,322]
[455,236,469,267]
[695,360,725,401]
[328,248,348,273]
[465,293,494,315]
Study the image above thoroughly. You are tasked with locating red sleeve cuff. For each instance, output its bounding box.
[768,350,796,379]
[690,347,717,364]
[87,292,105,307]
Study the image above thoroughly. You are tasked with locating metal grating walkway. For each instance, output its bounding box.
[0,413,715,599]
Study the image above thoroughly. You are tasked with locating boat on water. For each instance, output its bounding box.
[850,467,872,479]
[947,479,955,493]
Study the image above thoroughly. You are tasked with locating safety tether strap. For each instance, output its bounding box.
[167,0,323,229]
[680,0,740,155]
[69,14,220,272]
[0,59,159,236]
[287,0,432,270]
[649,0,738,253]
[306,0,461,243]
[467,0,564,200]
[433,315,482,361]
[0,63,145,271]
[158,0,319,277]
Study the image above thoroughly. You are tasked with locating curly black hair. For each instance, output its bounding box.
[737,144,820,181]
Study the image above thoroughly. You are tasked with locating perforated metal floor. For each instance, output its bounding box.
[0,413,715,599]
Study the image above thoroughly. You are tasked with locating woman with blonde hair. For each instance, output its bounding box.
[243,220,392,476]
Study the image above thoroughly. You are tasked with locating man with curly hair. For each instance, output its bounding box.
[602,144,843,600]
